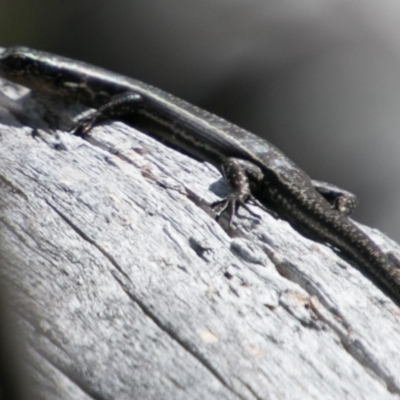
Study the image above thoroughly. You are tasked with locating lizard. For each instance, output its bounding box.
[0,46,399,303]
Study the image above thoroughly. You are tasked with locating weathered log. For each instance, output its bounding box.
[0,68,400,400]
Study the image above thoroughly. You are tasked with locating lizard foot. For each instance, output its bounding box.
[69,111,101,137]
[211,194,264,229]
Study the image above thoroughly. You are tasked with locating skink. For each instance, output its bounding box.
[0,46,399,302]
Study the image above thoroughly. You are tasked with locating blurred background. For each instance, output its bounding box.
[1,0,400,241]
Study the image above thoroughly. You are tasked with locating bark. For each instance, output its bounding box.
[0,70,400,400]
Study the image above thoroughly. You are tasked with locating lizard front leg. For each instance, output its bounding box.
[70,92,143,136]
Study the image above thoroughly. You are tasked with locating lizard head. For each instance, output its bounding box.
[0,47,60,92]
[0,47,83,95]
[0,47,34,76]
[0,47,113,105]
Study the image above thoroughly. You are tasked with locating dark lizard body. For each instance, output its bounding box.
[0,46,399,302]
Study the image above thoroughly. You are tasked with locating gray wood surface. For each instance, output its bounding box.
[0,69,400,400]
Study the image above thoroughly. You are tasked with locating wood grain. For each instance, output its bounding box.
[0,69,399,400]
